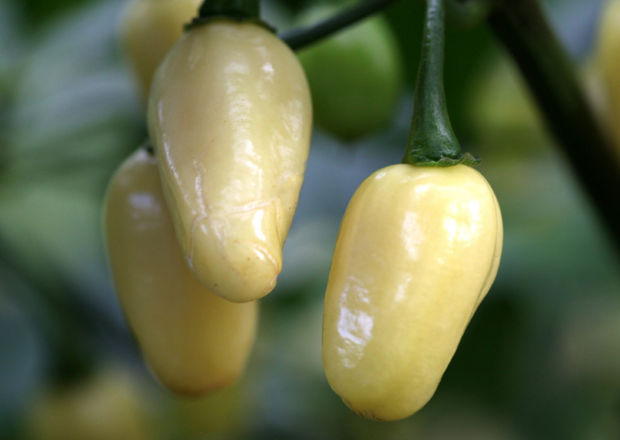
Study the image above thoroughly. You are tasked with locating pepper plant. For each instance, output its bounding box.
[2,0,620,437]
[105,0,620,420]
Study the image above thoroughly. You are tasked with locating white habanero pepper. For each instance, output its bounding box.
[148,17,312,303]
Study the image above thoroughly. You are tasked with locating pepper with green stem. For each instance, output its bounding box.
[148,0,312,302]
[322,0,502,421]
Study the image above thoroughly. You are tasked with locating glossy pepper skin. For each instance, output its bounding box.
[121,0,201,101]
[148,20,312,303]
[322,164,503,421]
[104,150,257,395]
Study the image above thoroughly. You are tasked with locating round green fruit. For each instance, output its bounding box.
[297,4,403,141]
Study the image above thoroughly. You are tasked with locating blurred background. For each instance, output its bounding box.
[1,0,619,438]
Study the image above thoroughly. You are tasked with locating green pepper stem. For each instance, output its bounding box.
[199,0,259,20]
[403,0,477,167]
[188,0,273,31]
[488,0,620,256]
[281,0,400,50]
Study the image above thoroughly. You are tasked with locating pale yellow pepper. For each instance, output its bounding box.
[121,0,201,101]
[322,164,503,421]
[148,21,312,303]
[104,149,257,395]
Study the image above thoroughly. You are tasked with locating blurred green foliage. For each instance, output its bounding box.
[0,0,619,439]
[16,0,95,28]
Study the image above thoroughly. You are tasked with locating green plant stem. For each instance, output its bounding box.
[199,0,259,19]
[281,0,400,50]
[403,0,477,166]
[188,0,271,31]
[488,0,620,256]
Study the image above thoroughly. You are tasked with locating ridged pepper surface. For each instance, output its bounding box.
[148,20,312,302]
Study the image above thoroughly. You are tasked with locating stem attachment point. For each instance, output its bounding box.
[403,0,477,167]
[186,0,274,32]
